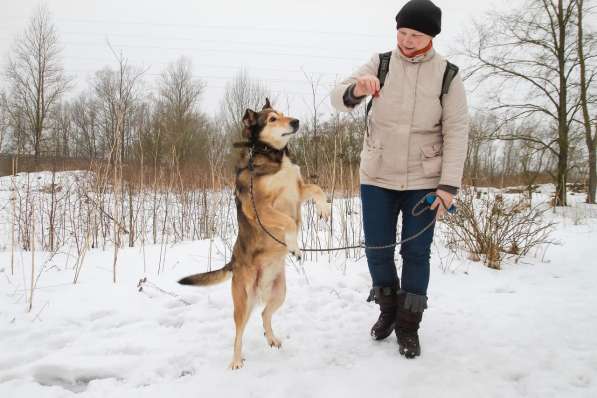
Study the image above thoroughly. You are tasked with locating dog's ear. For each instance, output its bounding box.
[242,109,257,137]
[242,109,257,127]
[262,97,272,110]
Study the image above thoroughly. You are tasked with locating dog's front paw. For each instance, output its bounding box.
[288,247,302,261]
[318,201,332,221]
[287,243,302,261]
[285,233,301,260]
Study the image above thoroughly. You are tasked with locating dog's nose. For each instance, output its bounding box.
[290,119,299,130]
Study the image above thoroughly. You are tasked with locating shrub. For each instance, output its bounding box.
[442,188,555,269]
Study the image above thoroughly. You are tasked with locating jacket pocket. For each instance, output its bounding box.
[420,142,443,177]
[360,143,382,179]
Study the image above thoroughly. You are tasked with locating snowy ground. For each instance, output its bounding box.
[1,182,597,397]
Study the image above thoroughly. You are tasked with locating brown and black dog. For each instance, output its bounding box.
[178,98,330,369]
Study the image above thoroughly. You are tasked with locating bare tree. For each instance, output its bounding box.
[464,113,495,185]
[4,5,71,160]
[92,44,144,163]
[71,92,100,159]
[156,57,207,164]
[205,120,231,188]
[49,102,72,158]
[301,71,328,180]
[513,124,552,198]
[0,92,7,152]
[574,0,597,203]
[89,48,145,279]
[463,0,581,205]
[220,69,272,139]
[1,90,28,155]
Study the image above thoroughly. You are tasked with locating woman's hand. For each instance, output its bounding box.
[354,75,381,97]
[430,189,453,218]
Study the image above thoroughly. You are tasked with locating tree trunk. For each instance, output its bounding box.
[128,181,135,247]
[34,127,42,161]
[555,129,568,206]
[576,0,596,204]
[589,129,596,204]
[555,0,568,207]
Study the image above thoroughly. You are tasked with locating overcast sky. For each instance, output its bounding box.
[0,0,501,118]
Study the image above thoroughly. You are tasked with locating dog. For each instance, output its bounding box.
[178,98,330,369]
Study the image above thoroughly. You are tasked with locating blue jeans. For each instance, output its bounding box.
[360,184,436,296]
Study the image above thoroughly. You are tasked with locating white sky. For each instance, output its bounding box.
[0,0,500,118]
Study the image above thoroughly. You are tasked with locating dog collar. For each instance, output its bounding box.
[233,141,288,157]
[233,140,289,174]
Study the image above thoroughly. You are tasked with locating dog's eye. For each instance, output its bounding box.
[269,116,277,123]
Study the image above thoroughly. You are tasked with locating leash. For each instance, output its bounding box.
[245,147,455,253]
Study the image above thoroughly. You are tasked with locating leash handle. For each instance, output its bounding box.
[425,193,457,214]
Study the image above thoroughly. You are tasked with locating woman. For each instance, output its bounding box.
[330,0,469,358]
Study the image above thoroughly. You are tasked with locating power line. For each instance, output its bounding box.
[70,42,365,61]
[57,17,389,39]
[68,69,338,86]
[67,69,339,97]
[32,51,353,76]
[0,30,375,53]
[0,16,361,105]
[0,16,389,38]
[64,64,338,96]
[61,58,348,76]
[0,36,369,62]
[67,78,322,98]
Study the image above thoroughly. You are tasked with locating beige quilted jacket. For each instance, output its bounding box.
[330,48,469,191]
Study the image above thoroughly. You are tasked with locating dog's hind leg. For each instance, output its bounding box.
[230,275,254,370]
[262,269,286,349]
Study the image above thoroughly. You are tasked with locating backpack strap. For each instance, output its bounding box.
[366,51,392,116]
[440,61,459,106]
[365,55,459,114]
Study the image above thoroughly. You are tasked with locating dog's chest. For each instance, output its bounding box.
[262,157,301,214]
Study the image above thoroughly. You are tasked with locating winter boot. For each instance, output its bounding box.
[395,290,427,359]
[367,286,398,340]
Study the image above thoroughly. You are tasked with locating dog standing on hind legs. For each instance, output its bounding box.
[178,98,330,370]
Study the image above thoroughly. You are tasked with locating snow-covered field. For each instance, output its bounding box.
[1,173,596,398]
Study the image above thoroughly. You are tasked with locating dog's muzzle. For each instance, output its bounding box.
[282,119,300,136]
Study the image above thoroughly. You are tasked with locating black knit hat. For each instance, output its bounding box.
[395,0,442,37]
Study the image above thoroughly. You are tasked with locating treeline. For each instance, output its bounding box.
[0,1,596,203]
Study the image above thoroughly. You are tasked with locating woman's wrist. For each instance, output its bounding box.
[437,185,458,196]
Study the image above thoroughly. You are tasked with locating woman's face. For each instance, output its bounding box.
[397,28,432,55]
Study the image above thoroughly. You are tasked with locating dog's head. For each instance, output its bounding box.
[242,98,299,149]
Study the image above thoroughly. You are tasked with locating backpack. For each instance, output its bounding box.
[365,51,459,116]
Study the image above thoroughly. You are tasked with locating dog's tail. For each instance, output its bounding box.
[177,261,233,287]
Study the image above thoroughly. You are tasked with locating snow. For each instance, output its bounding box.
[1,173,597,398]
